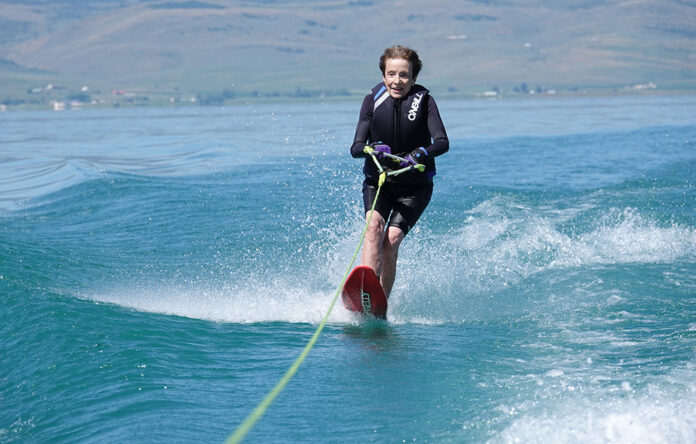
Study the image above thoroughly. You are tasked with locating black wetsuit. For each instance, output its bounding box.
[350,82,449,234]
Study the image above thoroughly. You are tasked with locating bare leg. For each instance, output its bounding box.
[362,211,386,277]
[380,226,405,298]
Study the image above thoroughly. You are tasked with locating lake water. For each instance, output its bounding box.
[1,94,695,442]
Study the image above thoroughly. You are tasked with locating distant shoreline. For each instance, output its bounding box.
[2,86,695,112]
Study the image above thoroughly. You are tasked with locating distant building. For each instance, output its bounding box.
[633,82,657,90]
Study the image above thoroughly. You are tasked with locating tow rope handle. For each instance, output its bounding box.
[363,146,426,176]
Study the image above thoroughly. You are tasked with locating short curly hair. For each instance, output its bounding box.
[379,45,423,79]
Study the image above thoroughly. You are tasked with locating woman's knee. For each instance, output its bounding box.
[382,228,404,256]
[365,212,385,242]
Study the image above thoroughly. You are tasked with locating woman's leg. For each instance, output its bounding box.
[380,225,405,298]
[362,210,386,277]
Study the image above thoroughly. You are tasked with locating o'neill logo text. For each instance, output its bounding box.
[361,289,372,314]
[408,93,424,121]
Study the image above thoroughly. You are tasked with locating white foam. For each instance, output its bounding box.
[406,202,693,290]
[87,279,355,324]
[82,200,694,326]
[492,390,696,444]
[550,208,696,268]
[606,294,626,305]
[489,361,696,444]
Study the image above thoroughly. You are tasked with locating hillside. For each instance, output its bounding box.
[1,0,695,107]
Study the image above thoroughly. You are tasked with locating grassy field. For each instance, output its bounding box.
[1,0,695,108]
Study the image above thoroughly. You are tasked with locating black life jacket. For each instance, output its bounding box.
[367,82,435,184]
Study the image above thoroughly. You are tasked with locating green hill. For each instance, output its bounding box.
[1,0,695,107]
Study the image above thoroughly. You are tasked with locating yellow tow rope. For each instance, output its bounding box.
[225,147,422,443]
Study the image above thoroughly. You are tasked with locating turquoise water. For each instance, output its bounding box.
[1,95,695,443]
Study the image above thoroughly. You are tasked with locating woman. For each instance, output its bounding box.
[350,45,449,298]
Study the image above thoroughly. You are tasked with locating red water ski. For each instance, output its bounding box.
[341,266,388,319]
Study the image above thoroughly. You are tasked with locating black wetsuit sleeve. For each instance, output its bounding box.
[350,94,373,158]
[423,96,449,157]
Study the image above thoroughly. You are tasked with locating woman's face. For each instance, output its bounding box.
[382,58,415,99]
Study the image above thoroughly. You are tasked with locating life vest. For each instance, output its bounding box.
[366,82,435,184]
